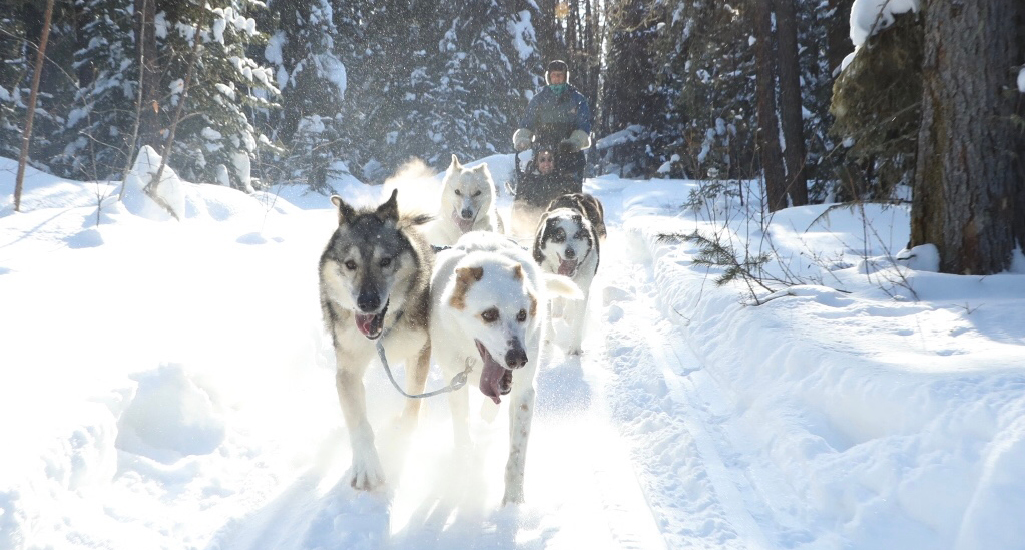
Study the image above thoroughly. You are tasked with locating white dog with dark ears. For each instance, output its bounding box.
[533,192,606,355]
[430,231,581,505]
[423,154,503,246]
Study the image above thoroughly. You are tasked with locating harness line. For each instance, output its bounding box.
[374,309,473,399]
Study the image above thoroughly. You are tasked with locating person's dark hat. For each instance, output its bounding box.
[547,60,569,73]
[545,59,570,84]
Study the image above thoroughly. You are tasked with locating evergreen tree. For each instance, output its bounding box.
[157,0,280,190]
[0,1,32,162]
[417,0,542,166]
[598,0,662,177]
[52,0,137,180]
[0,0,74,172]
[256,0,348,191]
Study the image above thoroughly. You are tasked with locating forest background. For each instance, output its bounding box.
[2,0,1024,275]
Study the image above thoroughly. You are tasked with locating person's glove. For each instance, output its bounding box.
[558,139,577,154]
[513,128,533,152]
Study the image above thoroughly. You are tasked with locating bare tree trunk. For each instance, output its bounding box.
[910,0,1025,274]
[775,0,809,205]
[136,0,162,151]
[13,0,54,213]
[120,0,148,200]
[752,0,788,212]
[148,39,202,221]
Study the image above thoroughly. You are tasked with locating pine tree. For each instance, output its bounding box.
[417,0,542,166]
[599,0,662,177]
[257,0,349,191]
[0,1,31,161]
[158,0,280,190]
[52,0,137,180]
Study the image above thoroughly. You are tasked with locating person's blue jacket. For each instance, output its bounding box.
[520,84,592,147]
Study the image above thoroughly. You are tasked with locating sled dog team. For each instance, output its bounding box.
[319,154,605,505]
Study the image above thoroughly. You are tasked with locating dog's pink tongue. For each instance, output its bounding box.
[476,342,505,404]
[355,313,376,337]
[558,258,577,276]
[456,216,474,233]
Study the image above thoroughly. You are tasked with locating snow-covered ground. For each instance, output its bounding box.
[2,154,1024,550]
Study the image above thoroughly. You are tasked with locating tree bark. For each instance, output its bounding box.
[13,0,54,212]
[752,0,788,212]
[775,0,809,206]
[910,0,1025,274]
[826,0,855,77]
[135,0,162,151]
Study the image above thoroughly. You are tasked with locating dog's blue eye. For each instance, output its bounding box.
[517,309,527,322]
[344,260,357,270]
[380,257,392,268]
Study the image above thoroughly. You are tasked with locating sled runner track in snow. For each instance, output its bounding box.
[599,225,782,550]
[641,327,773,550]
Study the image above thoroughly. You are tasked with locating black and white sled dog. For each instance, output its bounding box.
[319,189,434,490]
[424,154,503,246]
[430,231,581,504]
[532,192,606,355]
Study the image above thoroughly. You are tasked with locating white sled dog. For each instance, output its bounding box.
[424,154,503,246]
[319,189,434,490]
[533,193,606,355]
[430,231,581,504]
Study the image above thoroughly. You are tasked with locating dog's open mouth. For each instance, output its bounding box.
[354,301,388,340]
[476,340,512,404]
[453,211,475,233]
[558,256,578,277]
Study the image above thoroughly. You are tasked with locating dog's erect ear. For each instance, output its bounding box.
[532,212,550,264]
[450,154,460,170]
[375,189,399,222]
[331,195,357,226]
[449,265,484,309]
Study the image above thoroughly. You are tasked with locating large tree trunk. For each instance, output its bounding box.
[752,0,788,212]
[910,0,1025,274]
[775,0,809,206]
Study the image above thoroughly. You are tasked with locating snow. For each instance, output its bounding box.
[849,0,919,47]
[2,153,1024,550]
[842,0,920,71]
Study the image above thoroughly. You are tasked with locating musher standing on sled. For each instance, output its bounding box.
[513,59,592,191]
[511,60,592,236]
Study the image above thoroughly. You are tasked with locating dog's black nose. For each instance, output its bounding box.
[357,291,381,312]
[460,208,474,220]
[564,247,576,259]
[505,347,528,369]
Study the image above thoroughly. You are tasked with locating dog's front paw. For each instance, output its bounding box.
[348,451,386,491]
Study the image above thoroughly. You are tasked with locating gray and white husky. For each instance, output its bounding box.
[319,189,434,491]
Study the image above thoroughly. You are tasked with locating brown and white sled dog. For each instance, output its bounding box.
[430,231,581,504]
[424,154,503,246]
[319,189,434,490]
[532,193,606,355]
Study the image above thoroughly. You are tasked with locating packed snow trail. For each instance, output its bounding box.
[198,184,674,550]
